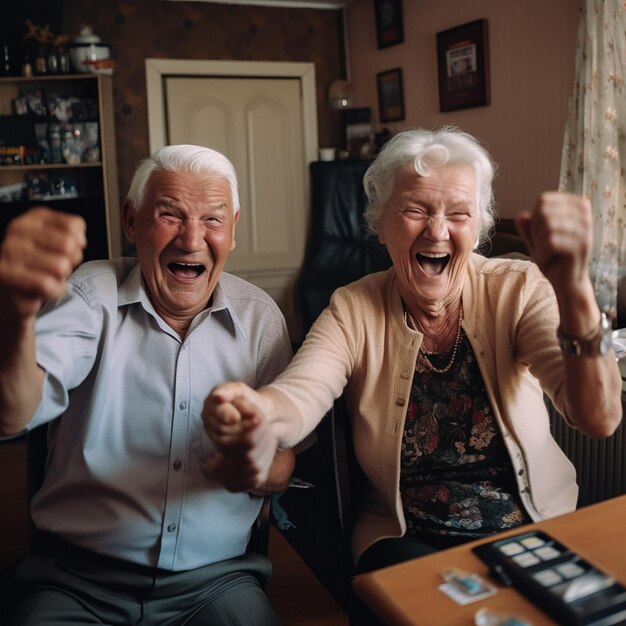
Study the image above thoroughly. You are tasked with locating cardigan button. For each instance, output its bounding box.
[395,398,406,406]
[400,370,411,379]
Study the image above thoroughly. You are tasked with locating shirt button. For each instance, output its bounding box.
[173,460,182,471]
[179,402,187,410]
[167,523,177,533]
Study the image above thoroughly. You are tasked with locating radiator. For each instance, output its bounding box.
[549,397,626,505]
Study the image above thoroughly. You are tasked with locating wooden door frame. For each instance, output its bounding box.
[145,58,318,163]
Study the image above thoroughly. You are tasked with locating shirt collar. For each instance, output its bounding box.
[117,263,248,340]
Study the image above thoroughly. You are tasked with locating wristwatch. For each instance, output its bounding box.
[557,312,613,357]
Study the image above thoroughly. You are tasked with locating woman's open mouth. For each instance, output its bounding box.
[415,252,450,276]
[167,262,206,279]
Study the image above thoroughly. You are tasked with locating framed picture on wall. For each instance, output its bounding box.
[374,0,404,49]
[436,18,490,112]
[377,67,405,123]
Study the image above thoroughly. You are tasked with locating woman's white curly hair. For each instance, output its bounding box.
[363,126,497,249]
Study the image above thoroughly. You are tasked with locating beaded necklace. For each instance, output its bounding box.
[406,304,464,374]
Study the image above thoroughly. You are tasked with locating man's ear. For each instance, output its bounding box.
[230,210,240,252]
[122,202,136,243]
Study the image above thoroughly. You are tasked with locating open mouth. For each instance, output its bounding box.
[167,262,206,279]
[415,252,450,276]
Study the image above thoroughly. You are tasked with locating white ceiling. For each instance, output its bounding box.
[162,0,350,9]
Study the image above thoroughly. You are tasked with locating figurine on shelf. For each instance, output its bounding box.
[55,35,71,75]
[34,44,47,75]
[22,20,72,77]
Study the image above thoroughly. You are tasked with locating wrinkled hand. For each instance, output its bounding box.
[515,192,592,295]
[202,383,278,492]
[0,207,86,318]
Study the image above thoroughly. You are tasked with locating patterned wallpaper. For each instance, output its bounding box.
[60,0,345,210]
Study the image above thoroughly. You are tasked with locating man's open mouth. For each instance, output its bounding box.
[415,252,450,276]
[168,262,206,278]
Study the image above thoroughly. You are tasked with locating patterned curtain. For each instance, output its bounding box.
[559,0,626,320]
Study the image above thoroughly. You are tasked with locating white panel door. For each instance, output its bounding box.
[160,74,310,341]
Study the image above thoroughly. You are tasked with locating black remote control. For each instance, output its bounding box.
[473,530,626,626]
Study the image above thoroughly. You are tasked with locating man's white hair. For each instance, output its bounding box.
[126,144,240,214]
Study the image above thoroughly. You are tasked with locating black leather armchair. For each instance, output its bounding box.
[285,159,390,623]
[296,160,392,334]
[293,158,392,538]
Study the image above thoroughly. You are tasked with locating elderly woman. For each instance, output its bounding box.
[203,126,622,572]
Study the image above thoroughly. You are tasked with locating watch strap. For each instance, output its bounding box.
[557,313,613,357]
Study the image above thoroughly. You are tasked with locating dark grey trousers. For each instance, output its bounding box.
[6,533,281,626]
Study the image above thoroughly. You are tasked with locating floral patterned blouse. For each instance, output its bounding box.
[401,329,530,538]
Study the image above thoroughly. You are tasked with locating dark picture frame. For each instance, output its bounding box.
[436,18,490,112]
[377,67,405,123]
[374,0,404,49]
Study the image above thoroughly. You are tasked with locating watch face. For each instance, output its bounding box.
[613,328,626,360]
[600,335,610,356]
[600,313,613,356]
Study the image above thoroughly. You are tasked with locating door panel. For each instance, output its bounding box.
[165,77,305,270]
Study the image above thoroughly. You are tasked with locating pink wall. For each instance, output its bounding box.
[344,0,579,220]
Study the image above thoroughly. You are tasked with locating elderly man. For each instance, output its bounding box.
[0,145,294,625]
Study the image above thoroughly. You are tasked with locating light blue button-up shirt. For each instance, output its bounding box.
[28,258,292,571]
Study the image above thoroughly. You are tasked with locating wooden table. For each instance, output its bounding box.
[353,494,626,625]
